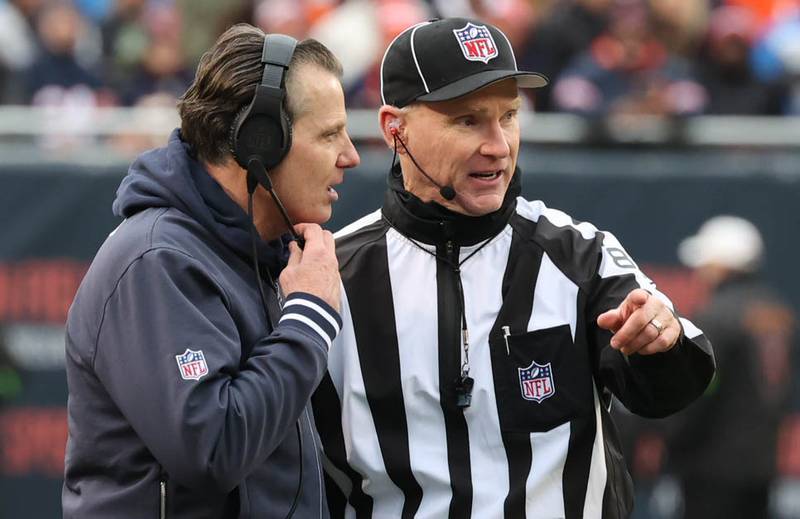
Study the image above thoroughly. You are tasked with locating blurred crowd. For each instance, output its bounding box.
[2,0,800,117]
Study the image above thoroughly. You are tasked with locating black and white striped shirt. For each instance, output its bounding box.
[313,184,714,519]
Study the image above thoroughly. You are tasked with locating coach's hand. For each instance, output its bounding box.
[597,288,680,356]
[279,224,341,312]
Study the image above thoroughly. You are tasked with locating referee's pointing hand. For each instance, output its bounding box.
[597,289,680,356]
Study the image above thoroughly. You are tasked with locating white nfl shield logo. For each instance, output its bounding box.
[452,22,499,64]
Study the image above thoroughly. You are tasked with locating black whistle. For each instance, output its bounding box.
[455,376,474,408]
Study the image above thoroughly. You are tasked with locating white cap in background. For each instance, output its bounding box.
[678,215,764,272]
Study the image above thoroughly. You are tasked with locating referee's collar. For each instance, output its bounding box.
[382,163,520,246]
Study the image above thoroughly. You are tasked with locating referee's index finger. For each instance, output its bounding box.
[610,291,656,348]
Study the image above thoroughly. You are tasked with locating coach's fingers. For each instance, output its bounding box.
[286,240,302,267]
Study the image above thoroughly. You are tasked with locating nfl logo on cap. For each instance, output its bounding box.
[453,22,498,64]
[380,17,548,108]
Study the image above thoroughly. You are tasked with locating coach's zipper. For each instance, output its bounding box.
[305,407,324,517]
[159,477,167,519]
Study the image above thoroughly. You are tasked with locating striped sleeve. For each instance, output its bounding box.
[278,292,342,350]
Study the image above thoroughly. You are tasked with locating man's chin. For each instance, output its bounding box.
[301,208,332,226]
[456,194,505,217]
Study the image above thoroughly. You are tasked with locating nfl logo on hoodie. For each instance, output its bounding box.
[452,23,498,63]
[176,348,209,381]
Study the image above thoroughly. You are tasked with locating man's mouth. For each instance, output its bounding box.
[327,185,339,201]
[469,170,502,180]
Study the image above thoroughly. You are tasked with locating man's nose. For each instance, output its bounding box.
[479,122,511,159]
[338,134,360,169]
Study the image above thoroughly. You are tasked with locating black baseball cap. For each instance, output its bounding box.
[380,17,548,108]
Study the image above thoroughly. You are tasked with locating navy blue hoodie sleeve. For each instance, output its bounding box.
[91,247,339,492]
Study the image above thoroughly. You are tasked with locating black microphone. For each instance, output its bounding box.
[391,128,457,201]
[246,159,305,249]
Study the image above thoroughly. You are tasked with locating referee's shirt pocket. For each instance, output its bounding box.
[489,325,595,433]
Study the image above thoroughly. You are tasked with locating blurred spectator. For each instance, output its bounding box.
[23,1,113,150]
[25,1,104,104]
[726,0,798,31]
[100,0,149,98]
[177,0,251,65]
[115,4,192,105]
[73,0,112,23]
[118,37,192,105]
[313,0,429,107]
[255,0,339,40]
[697,5,788,114]
[0,0,42,103]
[551,0,707,117]
[667,215,795,519]
[751,7,800,114]
[521,0,613,111]
[3,0,44,36]
[648,0,710,57]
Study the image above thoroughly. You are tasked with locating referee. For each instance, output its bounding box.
[312,17,715,519]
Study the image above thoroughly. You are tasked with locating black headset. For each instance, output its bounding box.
[230,32,305,247]
[230,33,298,181]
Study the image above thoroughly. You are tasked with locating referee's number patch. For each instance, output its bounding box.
[606,247,636,269]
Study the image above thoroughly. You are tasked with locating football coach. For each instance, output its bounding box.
[62,23,359,518]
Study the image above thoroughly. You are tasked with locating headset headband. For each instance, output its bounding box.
[230,33,298,172]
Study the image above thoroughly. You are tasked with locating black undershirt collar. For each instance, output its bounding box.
[382,163,521,246]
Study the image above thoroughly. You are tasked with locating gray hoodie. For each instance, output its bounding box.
[62,130,337,518]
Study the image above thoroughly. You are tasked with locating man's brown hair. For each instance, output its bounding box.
[178,24,343,165]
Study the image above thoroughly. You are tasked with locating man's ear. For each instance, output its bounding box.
[378,106,405,152]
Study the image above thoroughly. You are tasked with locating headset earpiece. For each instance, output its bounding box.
[230,34,297,173]
[228,106,248,158]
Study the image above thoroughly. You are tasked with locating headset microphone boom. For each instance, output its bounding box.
[389,123,457,201]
